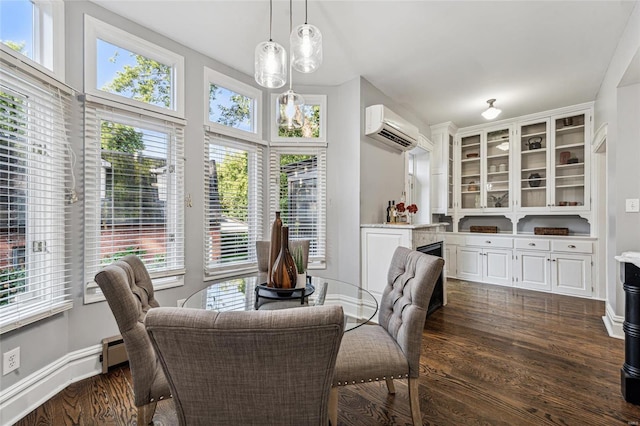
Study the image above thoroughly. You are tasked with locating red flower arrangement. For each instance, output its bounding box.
[396,202,418,214]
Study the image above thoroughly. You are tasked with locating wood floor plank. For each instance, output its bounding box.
[12,279,640,425]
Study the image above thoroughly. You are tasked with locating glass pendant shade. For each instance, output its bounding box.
[290,23,322,73]
[481,99,501,120]
[255,41,287,88]
[278,89,305,129]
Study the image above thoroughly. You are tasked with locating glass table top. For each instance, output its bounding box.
[182,275,378,331]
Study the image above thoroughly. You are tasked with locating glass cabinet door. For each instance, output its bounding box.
[459,133,481,210]
[485,127,511,210]
[552,113,587,208]
[519,120,549,209]
[447,134,454,211]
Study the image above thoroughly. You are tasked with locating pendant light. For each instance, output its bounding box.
[278,0,304,130]
[255,0,287,89]
[482,99,502,120]
[290,0,323,73]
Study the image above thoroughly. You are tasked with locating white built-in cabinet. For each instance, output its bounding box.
[456,236,512,286]
[428,103,597,300]
[360,225,446,315]
[447,233,594,298]
[514,238,593,297]
[430,104,593,222]
[457,125,512,212]
[516,111,590,211]
[430,122,457,215]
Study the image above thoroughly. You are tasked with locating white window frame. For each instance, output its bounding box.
[269,147,327,268]
[84,15,185,118]
[204,67,263,143]
[0,54,73,334]
[0,0,65,79]
[270,94,327,143]
[203,133,264,279]
[83,103,186,304]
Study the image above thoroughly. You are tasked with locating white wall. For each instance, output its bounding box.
[359,78,431,226]
[594,2,640,321]
[1,2,389,411]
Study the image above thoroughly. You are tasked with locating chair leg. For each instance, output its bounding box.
[408,377,422,426]
[137,401,157,425]
[385,378,396,394]
[329,387,338,426]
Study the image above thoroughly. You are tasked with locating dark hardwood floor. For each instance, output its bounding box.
[14,279,640,425]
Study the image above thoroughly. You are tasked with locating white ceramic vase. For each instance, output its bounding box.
[296,273,307,289]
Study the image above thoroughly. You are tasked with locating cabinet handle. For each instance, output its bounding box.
[568,245,576,249]
[546,258,550,261]
[552,259,557,262]
[485,241,492,244]
[528,243,536,246]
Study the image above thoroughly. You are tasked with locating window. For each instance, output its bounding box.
[204,67,262,141]
[204,134,263,277]
[270,94,326,143]
[84,103,185,303]
[84,16,185,117]
[0,0,65,77]
[269,148,326,267]
[0,56,72,333]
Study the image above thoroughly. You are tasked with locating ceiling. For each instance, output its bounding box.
[91,0,638,129]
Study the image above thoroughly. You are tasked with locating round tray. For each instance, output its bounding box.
[256,284,309,296]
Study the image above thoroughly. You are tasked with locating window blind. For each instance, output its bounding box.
[204,133,263,276]
[269,147,327,266]
[84,102,185,302]
[0,60,73,333]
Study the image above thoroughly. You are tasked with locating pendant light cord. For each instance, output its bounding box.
[305,0,308,24]
[269,0,273,41]
[289,0,293,91]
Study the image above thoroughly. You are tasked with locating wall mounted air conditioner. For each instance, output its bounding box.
[365,104,419,151]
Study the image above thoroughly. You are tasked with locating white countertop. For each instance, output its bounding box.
[360,223,448,230]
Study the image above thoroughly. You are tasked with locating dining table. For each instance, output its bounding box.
[182,274,378,331]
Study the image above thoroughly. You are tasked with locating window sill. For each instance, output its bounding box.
[1,300,73,335]
[84,275,184,304]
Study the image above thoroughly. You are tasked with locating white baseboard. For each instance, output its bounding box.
[603,302,625,340]
[0,344,102,426]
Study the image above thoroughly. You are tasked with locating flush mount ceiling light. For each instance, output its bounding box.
[278,0,305,130]
[290,0,322,73]
[482,99,502,120]
[255,0,287,88]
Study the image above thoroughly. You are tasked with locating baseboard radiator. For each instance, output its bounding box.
[100,335,128,374]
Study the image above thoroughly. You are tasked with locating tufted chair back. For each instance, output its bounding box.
[95,255,171,425]
[146,305,344,425]
[330,246,444,425]
[378,246,444,377]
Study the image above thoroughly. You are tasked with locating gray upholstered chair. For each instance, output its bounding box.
[330,246,444,425]
[94,255,172,425]
[145,305,345,426]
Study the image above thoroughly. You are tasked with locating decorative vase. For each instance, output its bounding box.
[268,212,282,287]
[271,226,297,289]
[296,272,307,289]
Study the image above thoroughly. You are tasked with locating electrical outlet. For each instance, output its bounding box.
[3,347,20,375]
[626,198,640,213]
[177,298,186,307]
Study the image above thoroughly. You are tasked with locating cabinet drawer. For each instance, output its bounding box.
[466,236,513,248]
[551,240,593,254]
[515,239,550,251]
